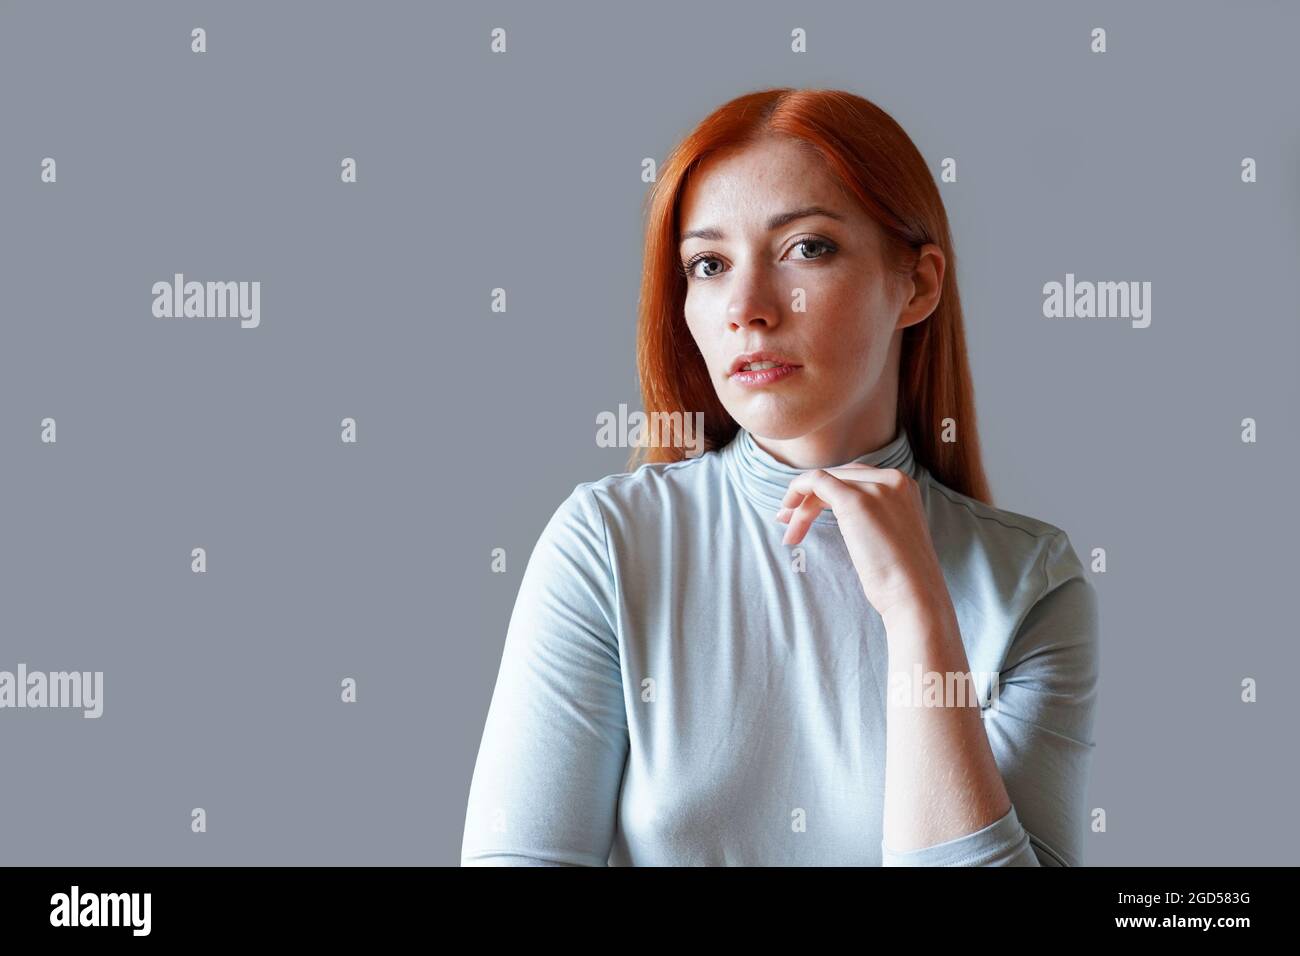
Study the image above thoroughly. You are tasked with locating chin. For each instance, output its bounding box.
[728,406,821,442]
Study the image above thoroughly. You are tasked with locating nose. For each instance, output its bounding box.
[725,270,782,332]
[729,311,779,332]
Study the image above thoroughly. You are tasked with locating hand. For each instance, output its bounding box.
[776,463,949,623]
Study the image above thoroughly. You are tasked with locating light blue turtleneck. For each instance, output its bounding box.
[461,425,1100,866]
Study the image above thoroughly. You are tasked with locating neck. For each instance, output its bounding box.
[723,415,918,526]
[750,412,901,470]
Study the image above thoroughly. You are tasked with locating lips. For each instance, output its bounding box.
[727,351,801,377]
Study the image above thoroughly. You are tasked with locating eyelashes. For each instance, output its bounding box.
[680,252,722,279]
[679,236,838,281]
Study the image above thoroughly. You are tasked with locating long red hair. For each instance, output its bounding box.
[630,87,992,505]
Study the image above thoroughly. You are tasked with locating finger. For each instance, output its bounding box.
[823,463,898,486]
[780,484,809,510]
[782,465,885,512]
[783,490,827,546]
[787,469,865,514]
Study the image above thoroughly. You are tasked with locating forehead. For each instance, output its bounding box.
[678,136,863,236]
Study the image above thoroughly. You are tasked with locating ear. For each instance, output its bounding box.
[896,243,945,330]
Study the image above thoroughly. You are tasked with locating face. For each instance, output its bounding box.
[678,135,940,464]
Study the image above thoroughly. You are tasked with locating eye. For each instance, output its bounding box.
[789,237,835,261]
[678,235,838,281]
[680,253,725,280]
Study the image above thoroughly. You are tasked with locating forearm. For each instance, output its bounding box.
[880,599,1012,853]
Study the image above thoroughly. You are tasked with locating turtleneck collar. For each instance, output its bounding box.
[722,424,921,525]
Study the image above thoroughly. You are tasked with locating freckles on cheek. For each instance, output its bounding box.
[682,314,715,369]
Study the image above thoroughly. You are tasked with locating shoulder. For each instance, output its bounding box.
[921,469,1092,613]
[519,461,719,624]
[556,450,722,534]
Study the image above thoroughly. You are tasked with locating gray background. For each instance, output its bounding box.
[1,0,1296,865]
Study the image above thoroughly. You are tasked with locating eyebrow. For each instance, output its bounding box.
[679,205,847,244]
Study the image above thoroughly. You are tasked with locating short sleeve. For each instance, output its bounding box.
[881,529,1100,866]
[460,485,629,866]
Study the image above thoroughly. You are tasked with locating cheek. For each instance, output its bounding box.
[804,304,888,380]
[682,306,717,366]
[815,281,888,344]
[682,306,700,346]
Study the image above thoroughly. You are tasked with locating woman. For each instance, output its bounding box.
[461,88,1099,866]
